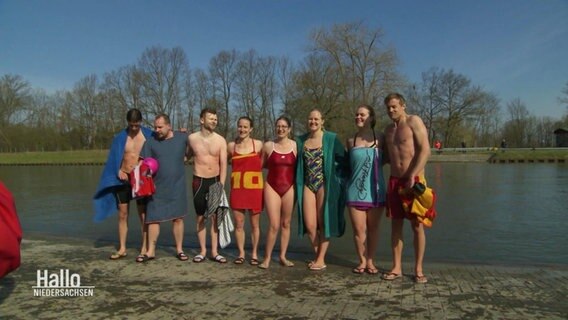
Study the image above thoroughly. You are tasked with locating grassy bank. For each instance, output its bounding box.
[0,150,108,164]
[489,148,568,161]
[1,148,566,165]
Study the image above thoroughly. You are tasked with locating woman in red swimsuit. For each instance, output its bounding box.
[258,116,297,269]
[228,116,264,266]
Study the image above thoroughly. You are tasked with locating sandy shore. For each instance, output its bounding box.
[0,236,566,319]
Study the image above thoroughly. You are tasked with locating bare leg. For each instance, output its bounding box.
[303,186,318,256]
[196,215,207,256]
[233,209,246,259]
[250,212,261,261]
[172,218,184,254]
[136,202,147,255]
[388,218,404,275]
[279,187,295,264]
[146,223,160,258]
[365,207,383,271]
[412,219,426,277]
[261,185,281,268]
[116,202,129,255]
[210,215,220,258]
[312,187,328,268]
[349,207,367,271]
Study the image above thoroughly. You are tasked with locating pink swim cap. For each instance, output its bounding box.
[142,157,159,175]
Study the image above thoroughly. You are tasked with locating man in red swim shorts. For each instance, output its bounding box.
[383,93,431,284]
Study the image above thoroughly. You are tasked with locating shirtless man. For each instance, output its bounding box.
[382,93,431,284]
[187,108,228,264]
[94,108,152,261]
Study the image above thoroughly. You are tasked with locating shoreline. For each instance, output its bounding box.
[2,148,567,165]
[1,235,566,319]
[21,232,568,270]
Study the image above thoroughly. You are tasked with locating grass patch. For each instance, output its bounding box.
[490,149,568,161]
[0,150,109,164]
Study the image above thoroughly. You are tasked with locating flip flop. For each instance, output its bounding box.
[234,257,245,265]
[135,254,146,263]
[141,255,155,263]
[415,275,428,284]
[109,252,127,260]
[382,272,402,280]
[212,255,227,264]
[366,267,379,275]
[193,254,206,263]
[309,264,327,271]
[352,267,366,274]
[249,258,260,266]
[257,262,269,269]
[176,252,189,261]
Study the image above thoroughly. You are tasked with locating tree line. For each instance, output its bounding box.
[1,22,567,152]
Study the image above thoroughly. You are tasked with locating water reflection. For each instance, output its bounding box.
[0,163,566,266]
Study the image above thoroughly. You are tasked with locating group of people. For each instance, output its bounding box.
[93,92,432,284]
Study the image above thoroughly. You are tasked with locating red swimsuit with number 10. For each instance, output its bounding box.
[266,142,297,197]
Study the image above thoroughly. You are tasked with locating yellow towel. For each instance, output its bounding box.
[398,179,437,227]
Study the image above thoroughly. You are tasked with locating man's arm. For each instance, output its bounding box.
[406,116,431,185]
[219,137,228,186]
[186,135,194,159]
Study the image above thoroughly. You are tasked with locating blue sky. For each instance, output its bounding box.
[1,0,567,118]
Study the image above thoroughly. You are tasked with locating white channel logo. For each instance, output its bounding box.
[33,269,94,297]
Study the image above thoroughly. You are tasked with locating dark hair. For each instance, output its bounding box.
[383,93,406,106]
[200,108,217,119]
[126,108,143,122]
[275,115,291,127]
[155,113,171,125]
[238,116,254,128]
[309,108,324,119]
[357,104,376,128]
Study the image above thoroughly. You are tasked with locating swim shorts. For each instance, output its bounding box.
[114,182,148,205]
[387,176,425,220]
[192,176,219,216]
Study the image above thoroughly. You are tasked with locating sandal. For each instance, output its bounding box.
[352,267,366,274]
[193,254,206,263]
[309,264,327,271]
[135,255,146,263]
[366,267,379,275]
[234,257,245,265]
[415,275,428,284]
[109,252,127,260]
[212,255,227,264]
[249,258,259,266]
[382,272,402,280]
[176,252,189,261]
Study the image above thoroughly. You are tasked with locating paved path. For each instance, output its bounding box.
[1,237,566,319]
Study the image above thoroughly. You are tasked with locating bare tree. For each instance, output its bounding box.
[310,21,401,109]
[437,69,487,146]
[209,50,238,135]
[289,53,345,135]
[558,81,568,125]
[0,74,31,127]
[235,50,260,119]
[277,56,296,117]
[137,46,189,126]
[407,68,446,143]
[503,98,531,147]
[256,55,278,140]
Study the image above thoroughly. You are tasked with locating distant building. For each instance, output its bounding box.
[553,128,568,147]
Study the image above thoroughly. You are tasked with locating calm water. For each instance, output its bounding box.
[0,163,566,266]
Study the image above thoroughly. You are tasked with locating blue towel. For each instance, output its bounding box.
[92,127,153,222]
